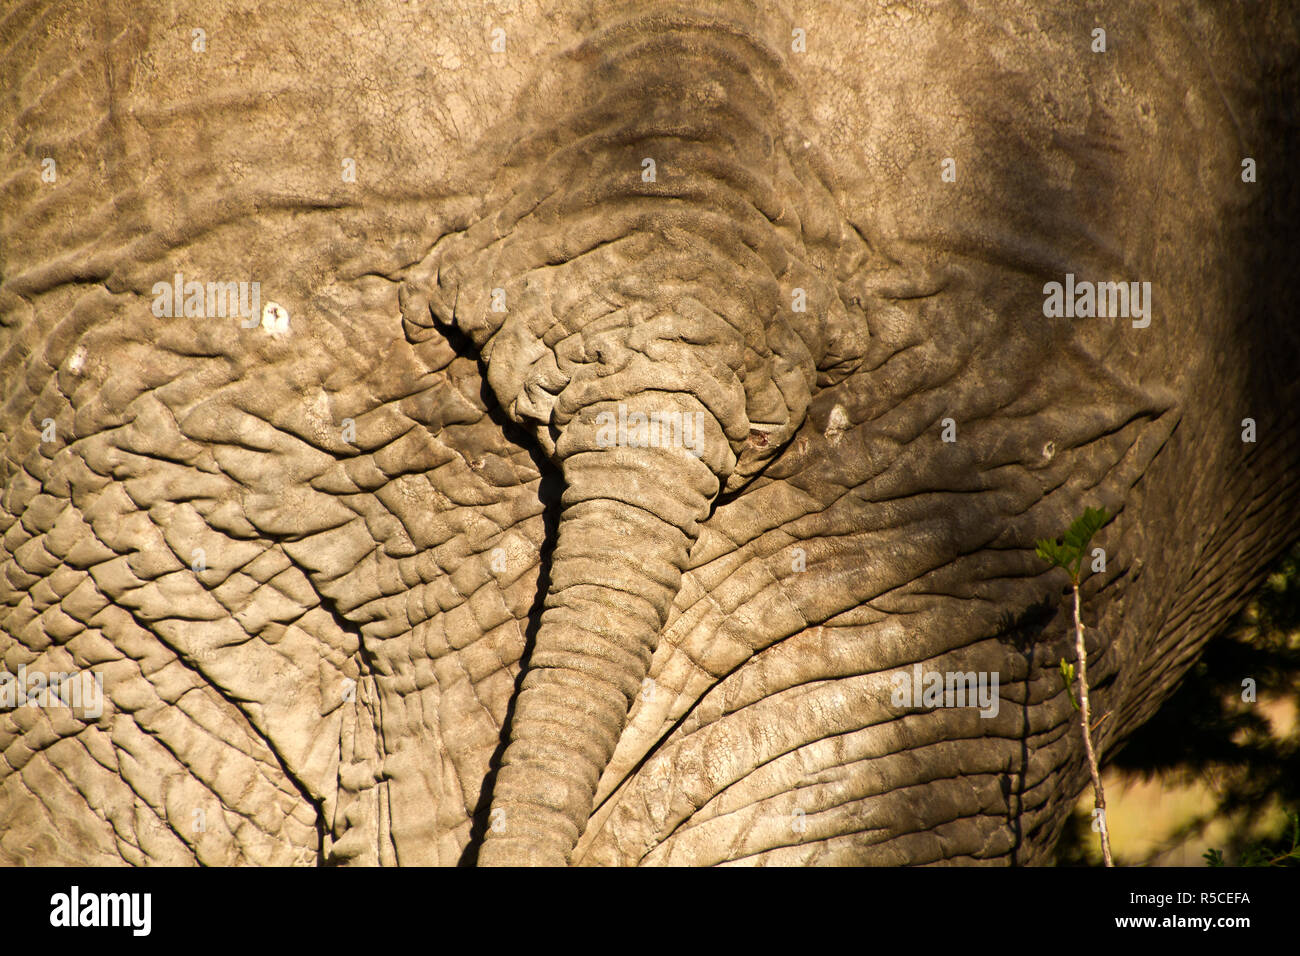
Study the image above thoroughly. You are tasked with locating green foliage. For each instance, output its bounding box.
[1039,506,1114,864]
[1036,507,1109,584]
[1059,658,1079,710]
[1055,539,1300,866]
[1205,811,1300,867]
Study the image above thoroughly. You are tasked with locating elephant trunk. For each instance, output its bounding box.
[479,392,728,865]
[394,8,870,864]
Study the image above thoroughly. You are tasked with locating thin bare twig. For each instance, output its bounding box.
[1073,581,1113,867]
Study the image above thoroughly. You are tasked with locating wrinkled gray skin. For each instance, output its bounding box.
[1,0,1297,866]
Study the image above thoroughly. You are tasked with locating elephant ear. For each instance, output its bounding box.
[0,0,569,865]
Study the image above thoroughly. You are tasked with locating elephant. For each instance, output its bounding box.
[1,0,1297,867]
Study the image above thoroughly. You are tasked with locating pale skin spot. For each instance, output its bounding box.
[261,302,290,336]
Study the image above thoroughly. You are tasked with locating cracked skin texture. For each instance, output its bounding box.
[1,0,1298,865]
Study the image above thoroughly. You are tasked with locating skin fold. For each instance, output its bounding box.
[1,0,1297,866]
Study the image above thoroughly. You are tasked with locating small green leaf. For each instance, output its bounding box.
[1063,506,1109,554]
[1058,658,1079,710]
[1038,508,1110,583]
[1203,848,1225,867]
[1241,846,1270,867]
[1036,537,1075,571]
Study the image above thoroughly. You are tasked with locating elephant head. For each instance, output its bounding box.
[1,0,1296,866]
[395,9,874,862]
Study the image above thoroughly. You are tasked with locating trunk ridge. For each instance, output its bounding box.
[479,394,725,865]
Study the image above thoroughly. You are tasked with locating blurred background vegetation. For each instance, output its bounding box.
[1054,540,1300,866]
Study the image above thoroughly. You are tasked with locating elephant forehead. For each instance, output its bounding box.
[398,4,871,482]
